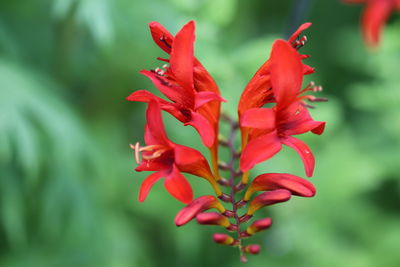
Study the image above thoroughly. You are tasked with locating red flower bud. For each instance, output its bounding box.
[244,173,316,201]
[213,233,236,246]
[245,218,272,236]
[175,195,225,226]
[247,189,291,215]
[196,212,230,228]
[243,244,261,254]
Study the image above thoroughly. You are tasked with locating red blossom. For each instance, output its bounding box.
[133,100,219,204]
[239,39,325,176]
[237,23,314,118]
[127,21,225,148]
[343,0,400,47]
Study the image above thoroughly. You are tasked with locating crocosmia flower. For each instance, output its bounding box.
[239,37,325,177]
[343,0,400,47]
[127,21,225,149]
[132,100,221,204]
[128,21,327,262]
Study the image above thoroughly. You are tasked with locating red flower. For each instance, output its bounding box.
[344,0,400,47]
[132,100,220,204]
[239,40,325,176]
[127,21,225,148]
[237,23,314,119]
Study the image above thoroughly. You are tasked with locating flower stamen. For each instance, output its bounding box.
[292,35,308,50]
[130,142,168,163]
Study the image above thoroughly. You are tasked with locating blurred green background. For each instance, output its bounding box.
[1,0,400,266]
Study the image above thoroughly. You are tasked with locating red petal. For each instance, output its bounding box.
[145,100,171,146]
[170,21,195,92]
[164,164,193,204]
[270,40,303,108]
[281,136,315,177]
[281,103,326,136]
[140,70,193,108]
[303,64,315,75]
[244,173,316,200]
[138,171,165,202]
[135,149,171,171]
[238,60,273,116]
[193,60,221,94]
[396,0,400,10]
[127,90,185,122]
[362,0,393,47]
[288,22,312,44]
[174,144,213,179]
[311,122,326,135]
[175,195,225,226]
[185,111,215,148]
[194,91,226,110]
[149,22,174,54]
[240,131,282,172]
[247,189,291,215]
[240,108,276,130]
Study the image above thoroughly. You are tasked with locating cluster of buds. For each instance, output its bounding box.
[127,20,326,262]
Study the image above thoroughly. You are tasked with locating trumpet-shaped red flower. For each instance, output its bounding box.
[240,40,325,176]
[133,100,218,204]
[343,0,400,47]
[238,23,314,118]
[127,21,225,148]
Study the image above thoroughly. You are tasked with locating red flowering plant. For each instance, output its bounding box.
[128,21,326,262]
[343,0,400,48]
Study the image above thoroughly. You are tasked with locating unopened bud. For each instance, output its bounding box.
[247,189,291,215]
[245,217,272,235]
[244,173,316,201]
[175,196,225,226]
[243,244,261,254]
[213,233,236,246]
[196,212,230,228]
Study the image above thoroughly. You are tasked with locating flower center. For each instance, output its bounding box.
[130,142,169,164]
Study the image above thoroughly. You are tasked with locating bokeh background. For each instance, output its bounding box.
[1,0,400,266]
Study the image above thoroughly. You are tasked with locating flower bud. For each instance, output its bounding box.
[245,217,272,235]
[196,212,230,227]
[213,233,236,246]
[247,189,291,215]
[243,244,261,254]
[244,173,315,201]
[175,195,225,226]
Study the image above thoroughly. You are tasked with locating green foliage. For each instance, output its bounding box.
[1,0,400,266]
